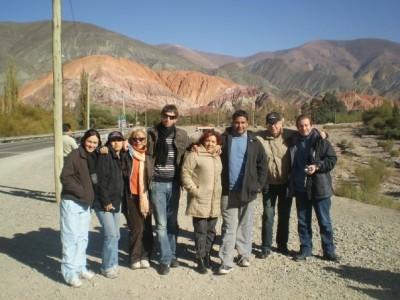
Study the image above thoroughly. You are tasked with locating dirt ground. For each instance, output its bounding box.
[0,133,399,299]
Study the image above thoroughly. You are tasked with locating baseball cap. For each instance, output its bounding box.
[107,131,124,141]
[266,112,282,125]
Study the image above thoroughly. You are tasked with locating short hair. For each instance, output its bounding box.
[63,123,71,132]
[128,127,147,145]
[296,114,313,128]
[232,110,249,121]
[161,104,179,118]
[198,129,222,146]
[80,129,102,147]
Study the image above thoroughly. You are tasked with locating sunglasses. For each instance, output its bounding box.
[162,114,177,120]
[131,137,146,142]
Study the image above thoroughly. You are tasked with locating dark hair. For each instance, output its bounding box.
[63,123,71,132]
[161,104,179,118]
[80,129,102,147]
[296,114,313,128]
[198,129,222,146]
[232,110,249,121]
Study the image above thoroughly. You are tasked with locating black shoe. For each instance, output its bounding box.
[323,253,339,262]
[170,259,180,268]
[294,252,311,262]
[257,250,271,259]
[276,247,290,255]
[158,263,170,275]
[196,258,208,274]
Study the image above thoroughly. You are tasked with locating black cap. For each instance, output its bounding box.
[266,112,282,125]
[107,131,124,141]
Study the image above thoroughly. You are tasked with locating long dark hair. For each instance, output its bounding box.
[80,129,102,147]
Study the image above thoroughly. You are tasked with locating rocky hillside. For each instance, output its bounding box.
[19,55,258,111]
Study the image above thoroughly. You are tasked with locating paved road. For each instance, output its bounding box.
[0,139,54,159]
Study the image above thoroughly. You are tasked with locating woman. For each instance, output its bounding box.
[123,128,153,269]
[181,130,222,274]
[60,129,101,288]
[94,131,125,279]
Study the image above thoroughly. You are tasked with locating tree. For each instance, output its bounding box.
[78,69,89,128]
[2,60,19,114]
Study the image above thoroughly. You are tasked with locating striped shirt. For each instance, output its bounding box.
[153,136,177,182]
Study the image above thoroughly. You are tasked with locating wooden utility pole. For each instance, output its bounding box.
[53,0,63,203]
[86,76,90,129]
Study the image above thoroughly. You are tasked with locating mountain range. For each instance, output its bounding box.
[1,21,399,111]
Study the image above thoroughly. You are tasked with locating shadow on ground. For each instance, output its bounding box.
[0,227,109,284]
[325,265,400,300]
[0,185,55,203]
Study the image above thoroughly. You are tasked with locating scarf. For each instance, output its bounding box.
[155,123,175,166]
[130,146,150,217]
[86,149,98,185]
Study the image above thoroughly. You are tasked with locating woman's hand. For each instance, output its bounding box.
[104,203,115,212]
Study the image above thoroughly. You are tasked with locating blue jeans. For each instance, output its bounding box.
[60,199,91,283]
[295,192,335,256]
[150,181,180,265]
[219,191,256,268]
[95,210,121,271]
[261,184,292,252]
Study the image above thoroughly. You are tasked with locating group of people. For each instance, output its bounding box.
[59,104,338,288]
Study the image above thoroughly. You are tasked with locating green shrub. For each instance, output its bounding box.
[390,149,400,157]
[377,140,394,152]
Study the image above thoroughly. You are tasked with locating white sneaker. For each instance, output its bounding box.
[140,259,150,269]
[80,270,95,280]
[68,277,83,288]
[217,265,234,275]
[237,256,250,267]
[130,261,141,270]
[101,268,118,279]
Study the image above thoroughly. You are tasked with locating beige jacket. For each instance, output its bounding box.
[181,146,222,218]
[257,129,294,185]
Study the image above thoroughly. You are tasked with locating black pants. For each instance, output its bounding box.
[192,217,218,258]
[125,195,153,263]
[261,184,292,252]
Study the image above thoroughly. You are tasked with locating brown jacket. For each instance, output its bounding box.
[60,147,95,206]
[181,146,222,218]
[256,129,294,185]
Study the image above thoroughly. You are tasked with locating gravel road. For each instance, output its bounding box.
[0,147,399,300]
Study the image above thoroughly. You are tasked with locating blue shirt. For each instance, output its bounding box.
[229,133,248,191]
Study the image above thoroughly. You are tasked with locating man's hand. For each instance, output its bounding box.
[305,164,318,175]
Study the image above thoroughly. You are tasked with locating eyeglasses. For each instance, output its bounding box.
[131,137,146,142]
[162,114,177,120]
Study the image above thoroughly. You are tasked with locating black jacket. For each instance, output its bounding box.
[221,128,268,203]
[94,145,124,212]
[289,131,337,200]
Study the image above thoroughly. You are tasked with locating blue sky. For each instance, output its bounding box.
[1,0,399,57]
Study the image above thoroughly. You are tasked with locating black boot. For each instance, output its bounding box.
[196,257,208,274]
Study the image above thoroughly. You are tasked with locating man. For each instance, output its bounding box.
[63,123,78,157]
[218,110,267,275]
[289,114,338,262]
[256,112,294,258]
[147,104,189,275]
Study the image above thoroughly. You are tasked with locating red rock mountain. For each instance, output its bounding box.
[19,55,258,112]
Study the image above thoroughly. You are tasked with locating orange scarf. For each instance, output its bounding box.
[130,146,150,217]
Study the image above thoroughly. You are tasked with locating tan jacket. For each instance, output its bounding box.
[257,129,294,185]
[181,146,222,218]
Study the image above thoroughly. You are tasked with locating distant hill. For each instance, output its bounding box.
[0,21,202,86]
[219,39,400,100]
[19,55,258,111]
[1,21,399,108]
